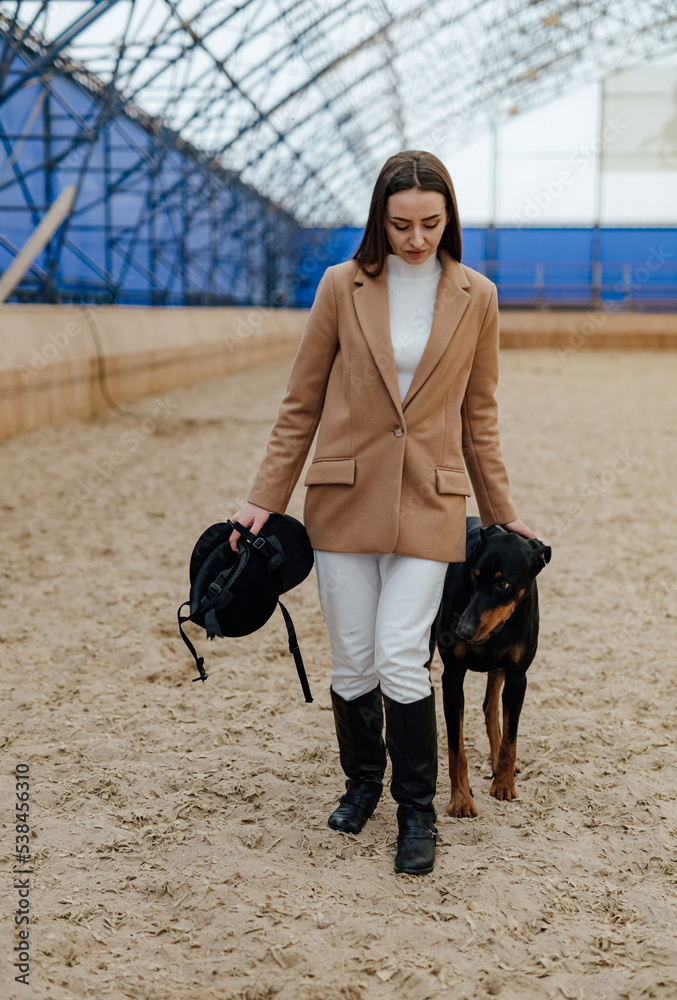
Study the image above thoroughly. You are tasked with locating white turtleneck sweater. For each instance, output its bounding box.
[387,251,443,402]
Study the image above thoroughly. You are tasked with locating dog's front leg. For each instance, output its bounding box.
[442,667,478,818]
[490,671,527,801]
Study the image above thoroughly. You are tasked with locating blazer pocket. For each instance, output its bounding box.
[435,467,472,496]
[304,457,356,486]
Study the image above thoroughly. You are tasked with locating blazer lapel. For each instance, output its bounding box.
[352,247,472,417]
[352,261,403,418]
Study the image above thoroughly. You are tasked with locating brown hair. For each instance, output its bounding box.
[352,150,463,277]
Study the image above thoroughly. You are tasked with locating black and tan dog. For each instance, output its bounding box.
[430,517,551,817]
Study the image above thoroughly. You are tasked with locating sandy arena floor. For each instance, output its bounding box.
[1,346,677,1000]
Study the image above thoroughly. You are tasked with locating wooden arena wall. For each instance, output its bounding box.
[0,303,306,441]
[1,303,676,441]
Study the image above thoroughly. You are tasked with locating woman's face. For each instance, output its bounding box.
[384,188,450,266]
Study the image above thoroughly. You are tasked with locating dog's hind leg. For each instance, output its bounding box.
[483,669,504,774]
[442,668,478,818]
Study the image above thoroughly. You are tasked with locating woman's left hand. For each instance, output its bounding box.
[499,518,544,541]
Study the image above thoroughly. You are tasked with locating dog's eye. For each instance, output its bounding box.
[496,580,511,590]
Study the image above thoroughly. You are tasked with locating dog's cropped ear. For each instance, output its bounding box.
[466,534,483,562]
[527,537,551,574]
[479,524,506,540]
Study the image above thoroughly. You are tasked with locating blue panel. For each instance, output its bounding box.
[294,225,677,311]
[58,243,105,286]
[0,38,305,306]
[2,33,674,311]
[292,226,363,306]
[461,228,488,262]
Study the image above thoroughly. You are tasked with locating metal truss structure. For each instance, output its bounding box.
[0,0,675,304]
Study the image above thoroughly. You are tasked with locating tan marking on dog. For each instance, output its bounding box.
[452,640,468,657]
[490,707,518,801]
[494,571,502,578]
[518,587,526,599]
[507,642,525,663]
[476,602,517,640]
[473,568,480,577]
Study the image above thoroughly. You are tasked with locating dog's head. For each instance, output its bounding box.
[455,527,551,644]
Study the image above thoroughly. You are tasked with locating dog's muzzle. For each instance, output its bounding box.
[456,619,507,645]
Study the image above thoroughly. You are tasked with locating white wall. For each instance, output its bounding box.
[445,55,677,227]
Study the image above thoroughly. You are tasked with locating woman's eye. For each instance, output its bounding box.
[393,224,439,231]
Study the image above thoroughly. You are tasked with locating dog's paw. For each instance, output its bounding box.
[490,778,518,801]
[446,791,479,818]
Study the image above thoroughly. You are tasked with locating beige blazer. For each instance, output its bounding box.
[247,246,518,562]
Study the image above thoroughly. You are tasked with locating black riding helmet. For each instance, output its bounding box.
[177,513,314,701]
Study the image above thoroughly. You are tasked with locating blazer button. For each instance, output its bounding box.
[393,425,404,437]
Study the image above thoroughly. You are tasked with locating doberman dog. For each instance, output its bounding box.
[430,517,551,818]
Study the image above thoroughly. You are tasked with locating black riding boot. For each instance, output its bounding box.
[383,688,438,875]
[328,685,386,834]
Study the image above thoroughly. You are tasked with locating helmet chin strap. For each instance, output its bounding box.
[177,520,313,701]
[177,602,209,682]
[277,601,312,703]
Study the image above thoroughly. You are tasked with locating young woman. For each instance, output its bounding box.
[229,150,538,875]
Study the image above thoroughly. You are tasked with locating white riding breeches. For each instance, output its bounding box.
[313,550,449,704]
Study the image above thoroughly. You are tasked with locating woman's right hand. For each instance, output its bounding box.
[229,502,271,552]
